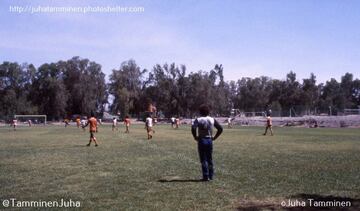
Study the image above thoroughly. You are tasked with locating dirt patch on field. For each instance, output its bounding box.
[180,115,360,128]
[232,197,285,210]
[225,115,360,128]
[232,194,360,210]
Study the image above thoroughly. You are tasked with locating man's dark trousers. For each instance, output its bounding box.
[198,137,213,180]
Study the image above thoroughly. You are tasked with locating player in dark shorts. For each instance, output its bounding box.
[12,119,17,131]
[171,117,175,128]
[83,112,99,147]
[263,115,273,136]
[64,118,70,127]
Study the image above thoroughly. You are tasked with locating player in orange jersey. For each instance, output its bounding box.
[76,117,81,128]
[83,112,99,147]
[124,116,131,133]
[175,117,180,129]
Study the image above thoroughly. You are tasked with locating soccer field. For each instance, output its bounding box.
[1,125,360,210]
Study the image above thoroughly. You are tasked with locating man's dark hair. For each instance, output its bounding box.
[199,104,210,116]
[90,111,95,117]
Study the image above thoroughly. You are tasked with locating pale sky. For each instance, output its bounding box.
[1,0,360,83]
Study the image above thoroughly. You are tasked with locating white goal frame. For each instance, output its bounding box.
[14,115,47,124]
[343,109,360,115]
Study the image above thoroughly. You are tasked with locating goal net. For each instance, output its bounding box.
[242,111,266,117]
[14,115,47,125]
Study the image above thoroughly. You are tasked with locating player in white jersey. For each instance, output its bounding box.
[145,114,153,140]
[81,119,86,131]
[12,119,18,131]
[112,117,118,131]
[227,117,232,128]
[171,117,176,128]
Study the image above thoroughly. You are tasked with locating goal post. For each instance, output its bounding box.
[14,115,47,124]
[343,109,360,115]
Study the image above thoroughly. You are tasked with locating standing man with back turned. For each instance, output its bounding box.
[191,104,223,181]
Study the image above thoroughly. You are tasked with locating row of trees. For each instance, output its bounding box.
[0,57,107,120]
[1,57,360,120]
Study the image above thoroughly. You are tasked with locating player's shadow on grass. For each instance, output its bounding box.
[158,179,204,183]
[73,145,87,147]
[237,194,360,211]
[70,145,89,148]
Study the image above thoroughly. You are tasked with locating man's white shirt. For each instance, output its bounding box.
[146,117,153,127]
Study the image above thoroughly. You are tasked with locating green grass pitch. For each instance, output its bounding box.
[1,124,360,210]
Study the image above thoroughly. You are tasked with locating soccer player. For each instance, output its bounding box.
[227,117,232,128]
[191,104,223,181]
[266,108,272,117]
[112,117,117,131]
[263,115,274,136]
[28,119,32,127]
[12,119,18,131]
[81,118,86,131]
[64,118,70,127]
[171,117,175,128]
[124,116,131,133]
[175,117,180,129]
[76,117,81,128]
[145,114,153,140]
[83,112,99,147]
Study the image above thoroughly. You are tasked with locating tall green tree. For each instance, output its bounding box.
[108,59,146,117]
[320,78,342,114]
[0,62,37,119]
[279,71,302,112]
[301,73,320,114]
[352,78,360,107]
[30,63,68,120]
[60,57,108,116]
[144,63,185,116]
[213,64,232,115]
[340,73,355,108]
